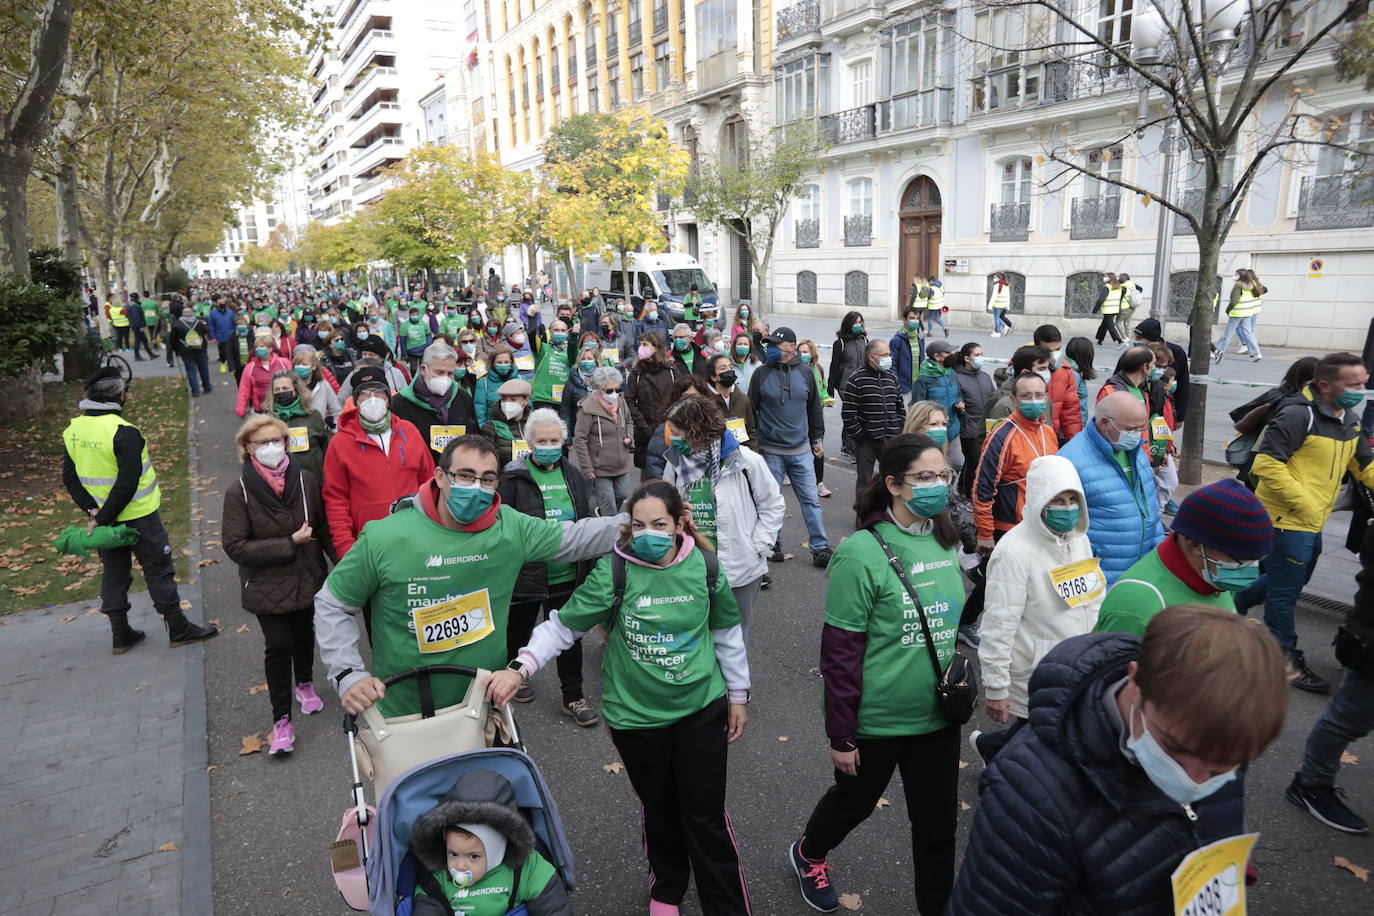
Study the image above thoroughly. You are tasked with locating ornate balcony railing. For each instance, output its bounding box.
[1173,185,1232,235]
[843,214,872,246]
[1297,174,1374,231]
[877,87,953,133]
[777,0,820,40]
[653,5,668,34]
[989,201,1030,242]
[629,20,642,45]
[820,104,876,145]
[795,218,820,248]
[1070,194,1121,240]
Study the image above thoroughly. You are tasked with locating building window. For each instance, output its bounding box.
[774,55,826,124]
[607,62,620,106]
[844,271,869,307]
[587,72,599,111]
[1064,271,1104,317]
[969,6,1048,113]
[1082,145,1123,199]
[654,40,670,87]
[986,271,1026,314]
[1096,0,1133,55]
[847,178,873,217]
[849,60,873,107]
[1169,271,1225,323]
[721,117,748,169]
[627,0,641,44]
[605,10,618,54]
[797,271,817,303]
[586,18,598,67]
[630,53,644,99]
[1001,158,1032,203]
[794,183,821,248]
[697,0,736,58]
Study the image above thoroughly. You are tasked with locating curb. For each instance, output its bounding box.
[178,386,214,916]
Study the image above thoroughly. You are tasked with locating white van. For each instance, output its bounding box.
[582,251,718,323]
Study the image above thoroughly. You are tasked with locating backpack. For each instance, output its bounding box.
[608,549,719,617]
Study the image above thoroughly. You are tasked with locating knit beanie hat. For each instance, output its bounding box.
[1171,478,1275,560]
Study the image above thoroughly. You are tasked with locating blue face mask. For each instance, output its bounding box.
[1110,420,1143,451]
[1201,546,1260,592]
[630,529,675,562]
[971,356,986,371]
[445,482,495,524]
[532,446,563,467]
[906,483,949,519]
[1127,702,1238,805]
[766,344,783,365]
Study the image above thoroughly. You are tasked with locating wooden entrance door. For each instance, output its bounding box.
[899,176,943,301]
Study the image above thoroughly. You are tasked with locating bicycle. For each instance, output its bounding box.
[98,337,133,385]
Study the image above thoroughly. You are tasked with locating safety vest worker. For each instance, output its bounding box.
[61,367,217,654]
[1099,286,1126,316]
[1229,286,1263,318]
[108,303,129,327]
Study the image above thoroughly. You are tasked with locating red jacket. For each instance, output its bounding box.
[235,356,291,416]
[1049,364,1083,442]
[973,411,1059,540]
[271,336,294,361]
[322,406,436,556]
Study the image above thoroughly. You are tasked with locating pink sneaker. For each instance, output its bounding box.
[648,901,680,916]
[268,716,295,756]
[295,682,324,715]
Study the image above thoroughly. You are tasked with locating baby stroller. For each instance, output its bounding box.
[330,665,576,915]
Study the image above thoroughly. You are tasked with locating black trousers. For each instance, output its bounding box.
[115,326,130,349]
[99,510,182,618]
[960,528,1001,628]
[610,697,750,914]
[957,436,982,499]
[802,727,960,916]
[131,326,155,359]
[854,436,884,501]
[507,582,584,702]
[1095,313,1123,344]
[258,608,315,721]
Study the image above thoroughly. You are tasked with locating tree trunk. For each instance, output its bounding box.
[0,364,44,421]
[55,156,82,265]
[0,152,34,279]
[1179,227,1224,486]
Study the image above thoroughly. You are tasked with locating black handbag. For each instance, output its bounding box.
[869,528,978,725]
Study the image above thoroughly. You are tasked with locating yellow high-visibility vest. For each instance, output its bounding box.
[988,286,1011,310]
[928,286,946,310]
[1230,287,1263,318]
[1100,287,1126,315]
[109,304,129,327]
[62,413,161,522]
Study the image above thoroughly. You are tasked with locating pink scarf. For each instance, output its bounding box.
[251,455,288,497]
[595,390,620,421]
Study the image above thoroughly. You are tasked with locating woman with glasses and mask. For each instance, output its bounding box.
[573,366,633,516]
[267,371,329,481]
[223,414,333,757]
[787,434,965,915]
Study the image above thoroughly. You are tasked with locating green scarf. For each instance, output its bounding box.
[360,411,392,434]
[490,419,514,441]
[272,397,309,420]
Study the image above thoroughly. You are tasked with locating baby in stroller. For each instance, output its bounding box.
[409,770,572,916]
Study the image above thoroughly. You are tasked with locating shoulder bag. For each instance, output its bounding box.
[868,527,978,725]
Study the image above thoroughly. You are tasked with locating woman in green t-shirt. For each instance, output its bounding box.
[487,480,753,916]
[788,434,964,915]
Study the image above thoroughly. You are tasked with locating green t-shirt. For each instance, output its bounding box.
[1094,545,1235,637]
[1112,446,1134,482]
[683,292,702,322]
[824,522,964,737]
[420,852,557,916]
[679,348,695,371]
[531,346,570,403]
[558,549,739,729]
[404,319,429,351]
[324,505,565,716]
[529,463,577,585]
[686,476,717,544]
[140,298,159,326]
[441,314,466,338]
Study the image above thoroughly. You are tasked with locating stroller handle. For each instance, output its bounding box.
[341,664,486,733]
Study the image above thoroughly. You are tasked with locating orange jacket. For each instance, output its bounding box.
[973,411,1059,540]
[1049,364,1083,442]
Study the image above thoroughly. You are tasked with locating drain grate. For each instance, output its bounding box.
[1300,592,1353,617]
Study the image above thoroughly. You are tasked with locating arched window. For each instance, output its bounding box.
[985,271,1025,314]
[1064,271,1104,317]
[1169,271,1224,323]
[844,271,869,307]
[797,271,817,304]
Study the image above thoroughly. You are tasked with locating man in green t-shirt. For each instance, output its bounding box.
[316,434,623,717]
[1096,479,1274,637]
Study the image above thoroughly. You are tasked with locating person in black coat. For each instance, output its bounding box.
[951,608,1287,915]
[390,340,479,462]
[1132,318,1191,422]
[497,407,599,727]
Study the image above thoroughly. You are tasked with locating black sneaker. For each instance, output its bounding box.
[561,698,599,727]
[1287,650,1331,693]
[788,839,838,912]
[1286,772,1369,833]
[512,683,535,703]
[769,543,786,563]
[811,547,834,568]
[112,626,146,655]
[760,574,772,590]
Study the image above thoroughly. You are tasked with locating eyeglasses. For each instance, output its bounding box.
[1108,417,1149,435]
[249,437,285,448]
[601,387,622,394]
[445,469,500,488]
[901,470,955,487]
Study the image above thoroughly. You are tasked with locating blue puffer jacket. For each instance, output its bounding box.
[1057,422,1163,584]
[888,329,924,395]
[911,360,963,439]
[208,306,237,343]
[948,633,1245,916]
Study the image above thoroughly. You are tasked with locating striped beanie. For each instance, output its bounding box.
[1171,478,1275,560]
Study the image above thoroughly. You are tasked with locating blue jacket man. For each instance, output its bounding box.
[208,302,236,342]
[889,307,925,397]
[1057,390,1163,584]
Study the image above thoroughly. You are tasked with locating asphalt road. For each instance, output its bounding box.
[151,325,1373,916]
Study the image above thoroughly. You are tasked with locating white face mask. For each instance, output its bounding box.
[426,372,452,396]
[255,442,286,468]
[602,390,620,403]
[510,333,526,345]
[358,396,388,423]
[501,400,524,420]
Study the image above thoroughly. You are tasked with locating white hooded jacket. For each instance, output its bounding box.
[979,454,1103,718]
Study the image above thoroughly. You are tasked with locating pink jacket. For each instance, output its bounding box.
[235,356,291,416]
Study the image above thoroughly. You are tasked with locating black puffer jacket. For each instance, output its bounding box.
[948,632,1244,915]
[497,456,595,604]
[221,459,332,614]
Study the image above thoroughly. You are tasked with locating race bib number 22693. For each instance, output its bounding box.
[411,589,495,654]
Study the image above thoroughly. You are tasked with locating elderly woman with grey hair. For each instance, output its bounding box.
[497,408,600,724]
[573,365,633,516]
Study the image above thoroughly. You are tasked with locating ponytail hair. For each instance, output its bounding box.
[853,434,960,551]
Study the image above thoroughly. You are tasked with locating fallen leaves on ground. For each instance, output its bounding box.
[1333,856,1369,882]
[1341,751,1359,765]
[961,801,972,811]
[84,606,101,616]
[602,761,624,775]
[235,624,251,633]
[875,798,890,809]
[157,842,178,852]
[783,553,795,561]
[206,765,218,773]
[179,600,193,611]
[248,683,268,695]
[196,558,218,567]
[239,733,267,756]
[58,616,76,623]
[838,892,863,910]
[777,736,789,742]
[959,760,969,769]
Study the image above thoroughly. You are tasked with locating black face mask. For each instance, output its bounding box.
[717,370,737,389]
[273,391,297,407]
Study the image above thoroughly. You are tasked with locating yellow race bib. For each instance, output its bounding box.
[469,359,487,378]
[287,427,309,453]
[512,439,532,461]
[1151,415,1174,442]
[1171,833,1257,916]
[551,383,565,401]
[429,425,466,452]
[725,417,750,443]
[411,589,495,654]
[601,347,619,365]
[1048,558,1106,608]
[515,354,535,372]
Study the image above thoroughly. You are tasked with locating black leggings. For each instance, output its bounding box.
[1096,314,1123,344]
[957,436,982,499]
[802,727,960,915]
[257,608,315,721]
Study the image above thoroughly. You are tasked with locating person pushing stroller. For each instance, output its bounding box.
[408,770,572,916]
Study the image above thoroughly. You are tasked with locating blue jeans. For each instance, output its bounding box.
[1300,667,1374,786]
[992,308,1010,334]
[182,348,212,396]
[762,451,828,552]
[1237,527,1322,652]
[1215,314,1262,357]
[926,310,947,334]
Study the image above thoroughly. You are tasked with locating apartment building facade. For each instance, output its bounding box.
[767,0,1374,350]
[196,171,311,279]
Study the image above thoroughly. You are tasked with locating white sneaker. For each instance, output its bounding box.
[989,331,1000,338]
